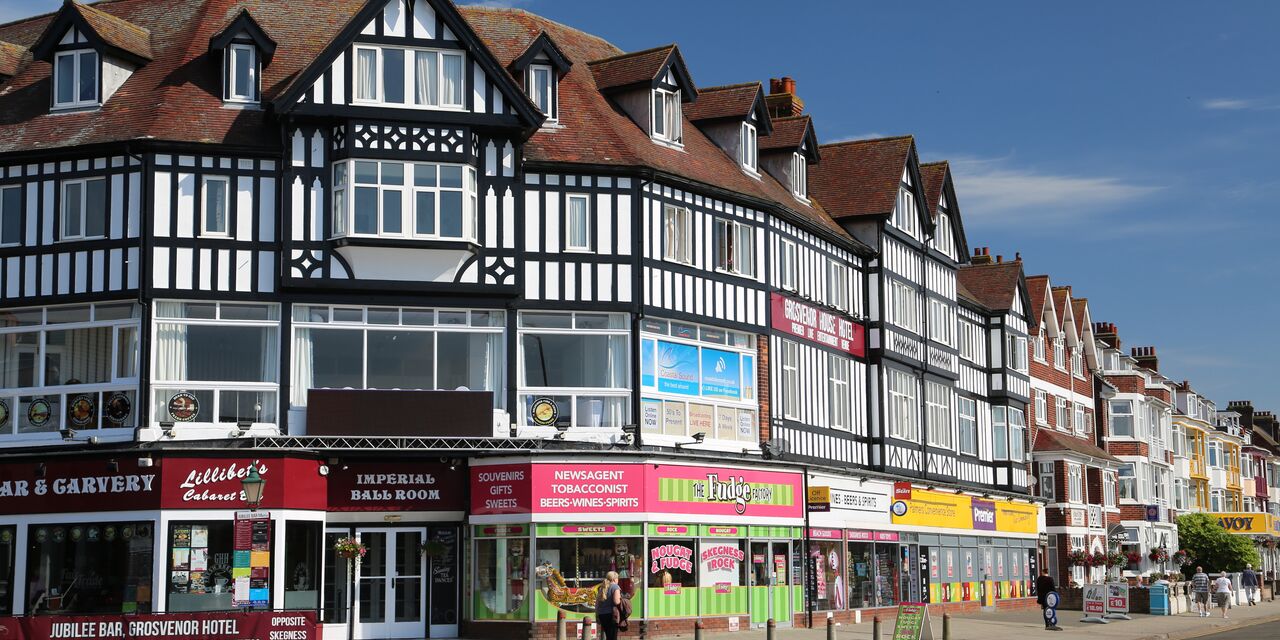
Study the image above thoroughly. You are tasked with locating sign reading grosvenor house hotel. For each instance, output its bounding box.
[770,292,865,357]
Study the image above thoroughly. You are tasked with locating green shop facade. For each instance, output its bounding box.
[466,457,807,636]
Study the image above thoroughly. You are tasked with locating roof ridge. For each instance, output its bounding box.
[920,160,949,168]
[0,0,132,31]
[458,5,622,56]
[819,134,913,148]
[697,81,761,92]
[587,42,675,66]
[74,0,151,40]
[770,114,809,122]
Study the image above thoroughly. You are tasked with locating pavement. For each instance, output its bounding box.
[692,599,1280,640]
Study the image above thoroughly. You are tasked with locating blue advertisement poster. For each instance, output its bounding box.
[641,338,656,388]
[700,347,742,399]
[656,340,699,395]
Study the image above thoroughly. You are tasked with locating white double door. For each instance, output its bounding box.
[354,528,427,639]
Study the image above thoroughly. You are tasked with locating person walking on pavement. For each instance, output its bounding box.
[595,571,623,640]
[1213,571,1234,619]
[1241,564,1259,606]
[1034,568,1060,631]
[1191,566,1211,617]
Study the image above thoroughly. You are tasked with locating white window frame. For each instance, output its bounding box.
[1072,347,1084,377]
[201,176,231,237]
[925,381,953,450]
[1039,462,1056,501]
[1053,337,1066,370]
[887,368,919,442]
[528,63,556,121]
[1006,334,1027,372]
[828,353,851,430]
[740,122,758,173]
[1056,397,1069,432]
[60,177,106,240]
[1109,399,1134,437]
[1074,403,1087,436]
[1067,463,1083,503]
[53,49,99,109]
[893,185,917,236]
[565,194,591,252]
[888,279,921,334]
[662,204,693,264]
[1034,330,1046,362]
[782,340,800,420]
[517,311,630,429]
[353,45,465,109]
[225,43,258,103]
[0,185,21,247]
[331,160,478,242]
[1035,390,1047,425]
[1104,471,1116,507]
[957,396,977,456]
[929,298,954,346]
[713,218,755,277]
[791,152,808,199]
[779,239,797,291]
[652,87,683,145]
[827,262,850,312]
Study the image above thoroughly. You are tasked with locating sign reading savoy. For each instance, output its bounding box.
[770,292,864,357]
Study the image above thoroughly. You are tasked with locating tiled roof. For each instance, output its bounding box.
[460,6,861,248]
[1052,286,1074,336]
[0,41,27,77]
[1034,429,1121,463]
[920,161,947,220]
[588,43,679,92]
[73,0,154,60]
[759,115,809,152]
[1072,299,1090,336]
[684,81,760,123]
[0,0,366,154]
[1026,275,1050,335]
[810,135,913,220]
[956,261,1022,312]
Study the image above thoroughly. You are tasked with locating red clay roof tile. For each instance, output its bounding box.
[759,115,810,152]
[1034,428,1120,462]
[588,44,678,92]
[72,0,154,60]
[0,40,28,77]
[684,81,761,123]
[810,135,913,220]
[957,261,1023,312]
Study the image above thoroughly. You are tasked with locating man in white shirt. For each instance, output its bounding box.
[1213,572,1233,619]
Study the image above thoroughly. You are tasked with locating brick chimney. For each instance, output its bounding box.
[1093,322,1120,350]
[1130,346,1158,372]
[766,76,804,118]
[971,247,993,265]
[1228,400,1256,428]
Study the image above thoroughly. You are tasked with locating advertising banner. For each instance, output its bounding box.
[655,341,699,396]
[0,611,316,640]
[1082,584,1106,615]
[770,292,865,357]
[531,464,644,513]
[993,501,1039,534]
[159,457,325,510]
[648,464,803,519]
[326,461,466,511]
[891,488,1040,534]
[699,347,742,399]
[890,603,934,640]
[470,464,533,515]
[1106,582,1129,614]
[1210,512,1276,535]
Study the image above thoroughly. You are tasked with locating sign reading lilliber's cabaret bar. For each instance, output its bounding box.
[0,610,315,640]
[770,292,865,357]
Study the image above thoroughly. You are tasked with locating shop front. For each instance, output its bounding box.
[468,458,805,637]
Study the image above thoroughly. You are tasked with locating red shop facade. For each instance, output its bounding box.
[0,451,467,640]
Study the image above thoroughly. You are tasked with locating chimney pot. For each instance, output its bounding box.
[983,247,990,256]
[975,248,982,257]
[1015,252,1021,261]
[769,78,784,94]
[782,76,796,94]
[996,255,1003,263]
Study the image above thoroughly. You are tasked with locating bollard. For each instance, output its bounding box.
[872,615,881,640]
[556,610,567,640]
[582,616,591,640]
[639,620,647,640]
[826,614,836,640]
[694,618,704,640]
[766,618,776,640]
[943,613,950,640]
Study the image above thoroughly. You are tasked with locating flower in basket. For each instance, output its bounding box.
[1126,551,1143,565]
[1147,547,1169,563]
[1089,551,1109,568]
[1107,551,1127,568]
[1066,549,1089,567]
[334,536,368,560]
[1172,549,1192,565]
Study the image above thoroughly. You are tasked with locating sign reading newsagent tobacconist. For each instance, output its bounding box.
[469,459,805,625]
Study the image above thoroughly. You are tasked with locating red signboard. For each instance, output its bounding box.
[0,611,316,640]
[770,292,864,357]
[326,462,466,511]
[893,481,913,501]
[470,463,533,515]
[159,457,325,511]
[0,458,158,514]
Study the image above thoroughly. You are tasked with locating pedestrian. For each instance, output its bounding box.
[1191,566,1211,617]
[1213,571,1233,619]
[1241,564,1259,606]
[1034,568,1059,631]
[596,570,622,640]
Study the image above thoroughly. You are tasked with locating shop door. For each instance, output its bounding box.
[748,542,792,626]
[354,528,427,639]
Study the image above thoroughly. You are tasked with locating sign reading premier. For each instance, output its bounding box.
[770,292,864,357]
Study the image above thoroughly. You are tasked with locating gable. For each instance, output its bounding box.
[277,0,542,129]
[31,1,152,65]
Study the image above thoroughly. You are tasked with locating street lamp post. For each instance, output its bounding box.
[242,460,265,511]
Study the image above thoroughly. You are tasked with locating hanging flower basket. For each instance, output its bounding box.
[1106,551,1127,568]
[1148,547,1169,563]
[1126,551,1143,565]
[1089,551,1109,568]
[1172,549,1193,566]
[1066,549,1089,567]
[421,540,449,558]
[334,536,368,560]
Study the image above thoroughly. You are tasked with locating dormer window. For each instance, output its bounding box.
[54,49,98,108]
[652,87,682,145]
[791,152,808,199]
[224,43,258,103]
[529,63,556,121]
[740,122,758,173]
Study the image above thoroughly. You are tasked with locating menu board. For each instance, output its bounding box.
[233,513,271,608]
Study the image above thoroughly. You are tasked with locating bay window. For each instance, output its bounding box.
[0,303,139,434]
[887,368,919,442]
[54,49,98,108]
[639,319,757,441]
[331,160,477,242]
[1005,334,1026,371]
[292,305,505,409]
[152,301,279,425]
[353,45,464,109]
[992,406,1026,461]
[925,381,953,449]
[1117,463,1136,500]
[1067,464,1082,503]
[519,312,628,428]
[652,87,682,144]
[714,218,755,277]
[1109,399,1133,437]
[61,177,106,240]
[957,396,977,456]
[1104,471,1116,507]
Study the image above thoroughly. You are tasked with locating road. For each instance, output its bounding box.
[1193,619,1276,639]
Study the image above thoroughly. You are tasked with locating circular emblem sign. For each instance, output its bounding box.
[168,392,200,422]
[0,398,8,429]
[68,395,95,428]
[530,397,559,426]
[105,392,132,426]
[890,500,909,517]
[27,399,52,428]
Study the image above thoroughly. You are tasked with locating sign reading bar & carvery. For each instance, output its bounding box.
[770,292,864,357]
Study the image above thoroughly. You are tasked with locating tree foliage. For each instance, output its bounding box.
[1176,512,1259,574]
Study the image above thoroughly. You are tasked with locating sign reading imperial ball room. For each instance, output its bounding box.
[770,292,865,357]
[327,462,466,511]
[470,462,803,519]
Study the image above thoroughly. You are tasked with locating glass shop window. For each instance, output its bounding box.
[25,521,154,614]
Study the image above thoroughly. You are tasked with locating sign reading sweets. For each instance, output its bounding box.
[0,611,315,640]
[890,603,934,640]
[770,292,865,357]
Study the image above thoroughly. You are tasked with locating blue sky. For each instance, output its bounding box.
[2,0,1275,410]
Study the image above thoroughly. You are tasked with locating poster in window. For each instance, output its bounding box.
[650,541,695,592]
[687,403,714,438]
[191,525,208,548]
[656,341,699,396]
[699,347,741,399]
[716,407,737,441]
[190,547,208,571]
[172,525,192,548]
[663,401,686,436]
[699,542,744,591]
[642,398,662,433]
[737,410,755,440]
[171,571,190,593]
[641,339,655,388]
[172,547,191,570]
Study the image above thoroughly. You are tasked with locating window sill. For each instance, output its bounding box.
[50,103,101,114]
[651,137,685,151]
[55,235,109,244]
[221,101,262,111]
[661,256,694,268]
[330,236,480,253]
